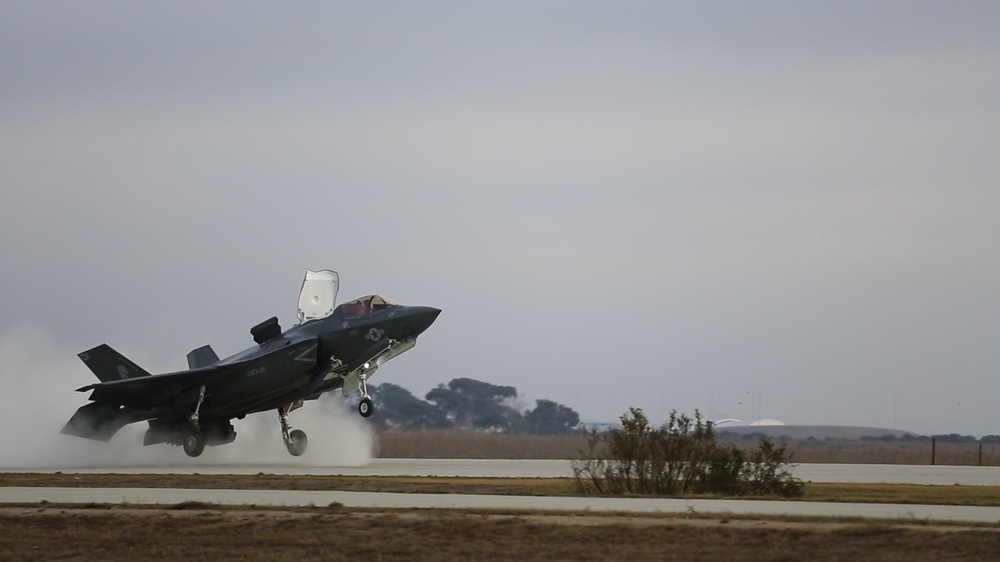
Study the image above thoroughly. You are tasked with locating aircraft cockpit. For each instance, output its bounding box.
[339,295,399,319]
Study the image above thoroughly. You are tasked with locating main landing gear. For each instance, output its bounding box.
[183,385,207,458]
[278,405,308,456]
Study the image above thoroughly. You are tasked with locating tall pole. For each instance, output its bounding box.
[893,393,898,430]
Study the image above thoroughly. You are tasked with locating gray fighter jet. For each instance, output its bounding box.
[61,270,440,457]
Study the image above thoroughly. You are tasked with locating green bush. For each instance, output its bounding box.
[572,407,803,498]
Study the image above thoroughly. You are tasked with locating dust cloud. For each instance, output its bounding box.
[0,328,376,468]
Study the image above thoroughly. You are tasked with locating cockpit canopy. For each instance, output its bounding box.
[338,295,399,319]
[297,269,340,323]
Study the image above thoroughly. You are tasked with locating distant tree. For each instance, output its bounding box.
[933,433,977,444]
[426,377,522,432]
[981,435,1000,444]
[524,399,580,434]
[370,383,450,430]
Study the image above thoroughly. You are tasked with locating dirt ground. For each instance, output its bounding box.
[2,505,999,562]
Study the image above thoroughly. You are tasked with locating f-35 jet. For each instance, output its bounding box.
[61,270,440,457]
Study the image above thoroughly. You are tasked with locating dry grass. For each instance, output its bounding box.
[803,483,1000,506]
[376,431,588,459]
[2,505,1000,562]
[0,473,575,497]
[778,439,1000,466]
[375,431,1000,466]
[6,473,1000,507]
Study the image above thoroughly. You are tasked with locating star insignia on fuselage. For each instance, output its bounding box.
[365,328,385,342]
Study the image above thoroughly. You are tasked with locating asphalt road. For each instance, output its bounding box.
[2,486,1000,524]
[5,459,1000,486]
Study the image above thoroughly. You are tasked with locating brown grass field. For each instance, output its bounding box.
[2,504,1000,562]
[375,431,1000,466]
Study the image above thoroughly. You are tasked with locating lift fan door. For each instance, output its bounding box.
[297,269,340,323]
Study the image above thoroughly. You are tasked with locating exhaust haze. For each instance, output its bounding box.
[0,328,376,468]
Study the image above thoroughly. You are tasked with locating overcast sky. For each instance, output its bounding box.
[2,2,998,440]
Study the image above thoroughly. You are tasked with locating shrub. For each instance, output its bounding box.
[572,407,803,498]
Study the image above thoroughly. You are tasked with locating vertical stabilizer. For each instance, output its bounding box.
[187,345,220,369]
[78,344,152,382]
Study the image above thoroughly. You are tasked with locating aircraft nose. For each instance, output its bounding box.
[402,306,441,337]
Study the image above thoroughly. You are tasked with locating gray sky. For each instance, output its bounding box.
[2,1,998,438]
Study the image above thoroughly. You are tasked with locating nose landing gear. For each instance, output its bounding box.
[357,371,375,418]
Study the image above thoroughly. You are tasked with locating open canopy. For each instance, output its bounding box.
[297,269,340,323]
[339,295,398,318]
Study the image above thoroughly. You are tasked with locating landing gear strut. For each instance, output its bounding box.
[183,386,207,457]
[278,405,308,456]
[358,372,374,418]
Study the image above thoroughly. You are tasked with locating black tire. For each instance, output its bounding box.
[183,431,205,457]
[358,397,374,418]
[286,429,308,456]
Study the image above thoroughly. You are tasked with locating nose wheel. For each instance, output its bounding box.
[278,405,308,456]
[358,396,374,418]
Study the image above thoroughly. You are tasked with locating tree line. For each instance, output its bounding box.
[362,377,581,434]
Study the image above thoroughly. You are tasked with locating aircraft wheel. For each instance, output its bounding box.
[358,397,374,418]
[183,431,206,457]
[286,429,308,456]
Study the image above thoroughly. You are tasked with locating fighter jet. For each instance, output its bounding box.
[61,270,440,457]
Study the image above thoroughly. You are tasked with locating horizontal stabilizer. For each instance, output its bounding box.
[60,402,144,442]
[78,344,152,382]
[187,345,220,369]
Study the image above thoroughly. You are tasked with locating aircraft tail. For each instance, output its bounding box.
[186,345,220,369]
[78,344,152,382]
[61,402,144,441]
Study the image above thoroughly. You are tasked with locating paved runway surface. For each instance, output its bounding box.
[3,486,1000,524]
[5,459,1000,486]
[4,460,1000,523]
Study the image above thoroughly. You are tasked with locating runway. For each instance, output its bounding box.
[3,486,1000,524]
[5,459,1000,486]
[3,460,1000,523]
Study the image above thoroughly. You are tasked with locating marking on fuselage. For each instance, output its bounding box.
[117,365,129,379]
[294,343,318,362]
[365,328,385,342]
[246,366,267,377]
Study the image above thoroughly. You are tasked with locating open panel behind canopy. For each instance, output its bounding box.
[297,269,339,323]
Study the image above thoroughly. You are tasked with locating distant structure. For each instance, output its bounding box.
[748,418,786,426]
[581,419,917,440]
[578,421,614,433]
[713,420,916,441]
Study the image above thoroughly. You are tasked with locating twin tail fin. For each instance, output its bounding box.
[77,344,152,382]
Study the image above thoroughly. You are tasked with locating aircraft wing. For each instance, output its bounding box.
[80,366,224,409]
[77,339,318,411]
